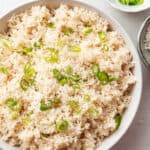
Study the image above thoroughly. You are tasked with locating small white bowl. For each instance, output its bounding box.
[107,0,150,13]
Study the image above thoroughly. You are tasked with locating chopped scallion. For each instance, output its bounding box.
[114,114,122,129]
[40,100,52,111]
[102,44,109,51]
[67,100,80,114]
[82,27,93,35]
[70,45,81,52]
[56,120,69,132]
[47,22,55,28]
[5,98,21,111]
[98,31,107,41]
[64,27,73,36]
[0,65,9,75]
[87,107,99,119]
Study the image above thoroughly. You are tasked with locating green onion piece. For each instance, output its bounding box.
[80,146,85,150]
[57,39,65,48]
[108,76,118,82]
[5,98,21,111]
[59,77,68,86]
[11,112,19,120]
[45,48,59,63]
[114,114,122,129]
[34,41,45,48]
[97,71,109,85]
[23,47,32,53]
[67,100,80,114]
[53,68,60,77]
[45,54,59,63]
[52,98,61,106]
[23,114,31,126]
[82,27,93,35]
[72,84,80,90]
[91,64,100,76]
[66,66,72,75]
[102,44,109,51]
[49,48,59,54]
[87,107,99,119]
[0,37,11,49]
[64,28,73,36]
[70,45,81,52]
[41,133,50,138]
[47,22,55,28]
[56,120,69,132]
[24,62,36,78]
[84,94,91,102]
[20,77,29,91]
[40,100,52,111]
[98,31,107,41]
[70,74,80,83]
[119,0,144,5]
[0,65,9,75]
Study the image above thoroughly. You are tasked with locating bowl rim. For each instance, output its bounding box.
[138,16,150,68]
[0,0,143,150]
[106,0,150,13]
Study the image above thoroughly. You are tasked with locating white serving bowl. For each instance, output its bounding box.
[0,0,143,150]
[107,0,150,13]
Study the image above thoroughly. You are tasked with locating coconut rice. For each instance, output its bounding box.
[0,4,135,150]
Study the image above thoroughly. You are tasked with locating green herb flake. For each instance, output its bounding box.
[98,31,107,41]
[64,28,74,36]
[82,27,93,35]
[47,22,55,28]
[40,100,52,111]
[70,45,81,53]
[11,112,19,120]
[87,107,99,119]
[0,65,9,75]
[67,100,80,114]
[5,98,21,111]
[84,94,91,102]
[114,114,122,129]
[56,120,69,132]
[20,77,30,91]
[119,0,144,5]
[33,41,45,48]
[102,44,109,51]
[23,114,31,126]
[66,66,72,75]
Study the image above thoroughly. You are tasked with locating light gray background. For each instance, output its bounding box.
[0,0,150,150]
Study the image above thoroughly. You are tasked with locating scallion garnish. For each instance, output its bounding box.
[33,41,45,49]
[23,114,31,126]
[80,146,85,150]
[11,112,19,120]
[20,77,30,91]
[67,100,80,114]
[47,22,55,28]
[40,100,52,111]
[24,62,36,79]
[114,114,122,129]
[45,48,59,63]
[56,120,69,132]
[64,27,74,36]
[70,45,81,53]
[82,27,93,35]
[0,65,9,75]
[66,66,72,75]
[87,107,99,119]
[91,64,118,85]
[0,37,11,49]
[102,44,109,51]
[98,31,107,41]
[84,94,91,102]
[5,98,21,111]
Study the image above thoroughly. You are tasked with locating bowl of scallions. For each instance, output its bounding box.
[107,0,150,13]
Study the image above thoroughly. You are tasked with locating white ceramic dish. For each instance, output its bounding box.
[107,0,150,13]
[0,0,143,150]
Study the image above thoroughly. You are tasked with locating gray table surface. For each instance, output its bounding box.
[0,0,150,150]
